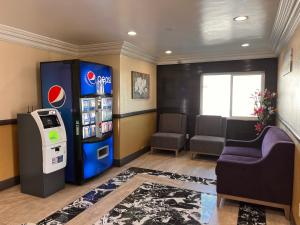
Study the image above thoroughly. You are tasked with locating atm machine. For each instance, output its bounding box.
[17,109,67,197]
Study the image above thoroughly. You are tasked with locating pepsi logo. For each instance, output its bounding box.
[86,71,96,85]
[48,85,66,108]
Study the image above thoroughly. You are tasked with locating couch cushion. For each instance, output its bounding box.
[159,113,186,134]
[151,132,185,150]
[216,154,259,176]
[190,135,225,155]
[218,154,259,163]
[222,146,262,158]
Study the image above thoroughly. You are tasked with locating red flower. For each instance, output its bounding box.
[252,89,276,135]
[255,123,263,133]
[254,107,264,116]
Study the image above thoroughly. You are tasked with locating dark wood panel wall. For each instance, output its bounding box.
[157,58,278,140]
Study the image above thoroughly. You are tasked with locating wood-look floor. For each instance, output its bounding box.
[0,151,290,225]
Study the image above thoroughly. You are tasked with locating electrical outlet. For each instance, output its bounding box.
[186,134,189,139]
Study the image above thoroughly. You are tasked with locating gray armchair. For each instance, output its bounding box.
[190,115,226,158]
[151,113,187,156]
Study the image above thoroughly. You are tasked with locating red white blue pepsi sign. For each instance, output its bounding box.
[86,71,96,85]
[80,61,112,96]
[48,85,66,108]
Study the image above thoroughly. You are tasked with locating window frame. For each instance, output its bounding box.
[200,71,265,119]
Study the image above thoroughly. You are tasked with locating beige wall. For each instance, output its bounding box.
[277,24,300,224]
[0,40,71,120]
[119,55,157,114]
[0,41,71,182]
[277,25,300,134]
[116,55,157,159]
[0,125,18,181]
[118,112,157,159]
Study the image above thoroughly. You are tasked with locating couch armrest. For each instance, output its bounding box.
[225,126,271,148]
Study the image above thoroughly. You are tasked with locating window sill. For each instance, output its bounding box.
[226,117,258,121]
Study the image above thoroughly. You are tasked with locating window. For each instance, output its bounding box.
[201,72,264,118]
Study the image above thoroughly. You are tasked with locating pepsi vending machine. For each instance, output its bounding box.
[41,60,113,184]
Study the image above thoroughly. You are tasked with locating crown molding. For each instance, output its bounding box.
[157,50,276,65]
[78,42,123,56]
[0,24,158,64]
[78,41,158,64]
[120,41,158,64]
[0,24,78,55]
[271,0,300,54]
[0,20,285,66]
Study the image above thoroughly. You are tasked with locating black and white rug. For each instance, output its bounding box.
[237,203,266,225]
[31,167,266,225]
[36,167,216,225]
[95,182,216,225]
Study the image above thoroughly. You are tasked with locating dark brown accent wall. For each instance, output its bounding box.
[157,58,278,140]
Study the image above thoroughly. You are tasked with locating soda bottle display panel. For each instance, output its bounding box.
[90,99,96,111]
[81,99,90,112]
[90,124,96,136]
[82,126,90,139]
[80,97,98,139]
[90,112,96,124]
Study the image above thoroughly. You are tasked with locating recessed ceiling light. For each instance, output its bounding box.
[165,50,172,54]
[233,16,248,21]
[128,31,137,36]
[241,43,250,47]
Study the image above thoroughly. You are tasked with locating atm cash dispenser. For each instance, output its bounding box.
[17,109,67,197]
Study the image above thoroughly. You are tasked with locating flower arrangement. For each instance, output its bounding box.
[251,89,276,134]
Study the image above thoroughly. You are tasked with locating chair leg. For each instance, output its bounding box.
[175,150,179,157]
[191,153,195,159]
[151,147,154,154]
[217,194,222,207]
[283,206,290,220]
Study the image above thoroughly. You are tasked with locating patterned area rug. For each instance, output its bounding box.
[36,167,216,225]
[23,167,266,225]
[237,203,266,225]
[95,182,216,225]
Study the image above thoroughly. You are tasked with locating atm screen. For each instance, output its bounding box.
[40,115,60,129]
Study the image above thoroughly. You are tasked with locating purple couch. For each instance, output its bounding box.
[216,126,295,218]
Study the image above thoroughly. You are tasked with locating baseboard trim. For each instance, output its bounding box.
[0,176,20,191]
[114,146,150,167]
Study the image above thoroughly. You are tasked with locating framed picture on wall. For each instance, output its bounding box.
[131,71,150,99]
[282,48,293,76]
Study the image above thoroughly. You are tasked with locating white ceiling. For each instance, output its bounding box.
[0,0,280,59]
